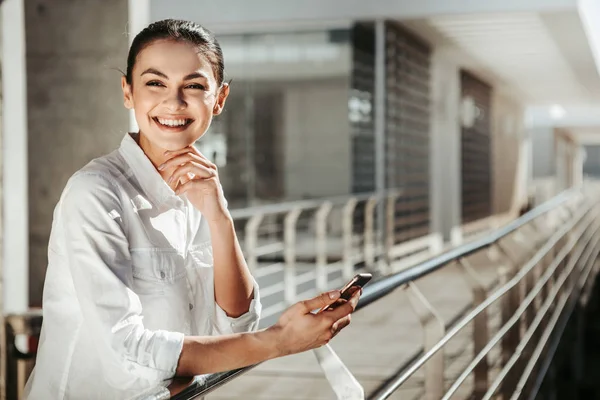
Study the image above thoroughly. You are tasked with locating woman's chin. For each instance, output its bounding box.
[141,131,199,152]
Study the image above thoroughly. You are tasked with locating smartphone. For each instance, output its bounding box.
[317,273,372,313]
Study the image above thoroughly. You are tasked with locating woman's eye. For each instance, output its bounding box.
[186,83,206,90]
[146,81,165,87]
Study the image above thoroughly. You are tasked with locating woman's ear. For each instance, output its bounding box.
[213,82,230,116]
[121,76,134,110]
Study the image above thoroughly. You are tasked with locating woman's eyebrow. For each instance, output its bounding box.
[140,68,208,81]
[141,68,168,79]
[183,71,209,80]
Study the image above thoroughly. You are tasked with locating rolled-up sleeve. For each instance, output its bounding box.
[59,172,183,383]
[213,278,262,334]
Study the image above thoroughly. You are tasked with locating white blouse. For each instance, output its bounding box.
[25,133,261,400]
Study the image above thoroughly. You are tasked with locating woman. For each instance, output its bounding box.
[25,19,360,399]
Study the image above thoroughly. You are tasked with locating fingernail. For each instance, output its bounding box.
[158,163,165,170]
[329,290,340,299]
[167,176,173,184]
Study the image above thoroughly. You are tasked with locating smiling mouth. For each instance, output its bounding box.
[153,117,194,128]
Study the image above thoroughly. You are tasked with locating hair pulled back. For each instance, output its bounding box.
[126,19,224,86]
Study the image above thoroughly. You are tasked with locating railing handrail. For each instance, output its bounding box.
[168,187,580,399]
[229,189,402,220]
[356,187,578,310]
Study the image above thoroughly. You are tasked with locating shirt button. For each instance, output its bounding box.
[189,303,194,310]
[160,271,166,279]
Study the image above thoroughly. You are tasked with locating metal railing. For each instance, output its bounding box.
[227,189,443,325]
[163,186,600,399]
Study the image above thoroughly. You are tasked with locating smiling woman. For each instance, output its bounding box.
[23,19,361,400]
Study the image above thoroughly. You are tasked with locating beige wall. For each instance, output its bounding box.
[491,92,527,215]
[26,0,129,306]
[282,79,351,199]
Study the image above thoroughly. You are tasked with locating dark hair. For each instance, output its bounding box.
[126,19,224,86]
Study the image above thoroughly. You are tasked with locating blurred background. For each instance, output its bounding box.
[4,0,600,399]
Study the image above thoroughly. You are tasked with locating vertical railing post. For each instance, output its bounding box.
[315,202,333,293]
[458,258,489,399]
[342,198,358,280]
[384,192,397,273]
[313,345,365,400]
[497,260,520,398]
[244,214,264,272]
[284,209,302,305]
[405,282,445,400]
[364,196,379,272]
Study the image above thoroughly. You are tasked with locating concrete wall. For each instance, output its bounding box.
[491,92,527,214]
[26,0,129,306]
[282,79,351,199]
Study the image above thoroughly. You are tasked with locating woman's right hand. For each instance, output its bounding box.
[268,289,361,357]
[175,289,361,377]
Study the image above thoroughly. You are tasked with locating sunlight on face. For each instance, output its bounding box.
[122,39,226,151]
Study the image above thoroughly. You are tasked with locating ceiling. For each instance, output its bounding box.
[404,11,600,106]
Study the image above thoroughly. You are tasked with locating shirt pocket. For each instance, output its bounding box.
[130,249,187,295]
[188,241,213,270]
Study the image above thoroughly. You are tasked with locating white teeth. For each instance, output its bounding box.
[157,118,188,127]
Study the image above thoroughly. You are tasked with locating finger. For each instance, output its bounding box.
[159,152,215,172]
[346,288,362,310]
[324,288,359,313]
[300,291,340,313]
[185,145,212,162]
[165,147,213,166]
[332,315,351,337]
[168,162,216,186]
[175,178,218,195]
[323,298,347,312]
[325,302,354,322]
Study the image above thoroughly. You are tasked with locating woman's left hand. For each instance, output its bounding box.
[159,146,229,222]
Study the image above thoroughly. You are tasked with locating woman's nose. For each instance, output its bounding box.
[162,89,187,111]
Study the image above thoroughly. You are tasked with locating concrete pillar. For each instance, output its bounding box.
[491,92,526,215]
[374,20,386,234]
[555,131,574,191]
[127,0,149,132]
[0,11,4,397]
[555,135,565,191]
[530,127,556,178]
[25,0,129,306]
[429,48,461,243]
[573,145,584,186]
[2,0,29,315]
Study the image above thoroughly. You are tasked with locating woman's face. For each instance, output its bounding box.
[121,39,228,151]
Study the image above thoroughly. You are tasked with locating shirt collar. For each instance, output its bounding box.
[118,132,183,207]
